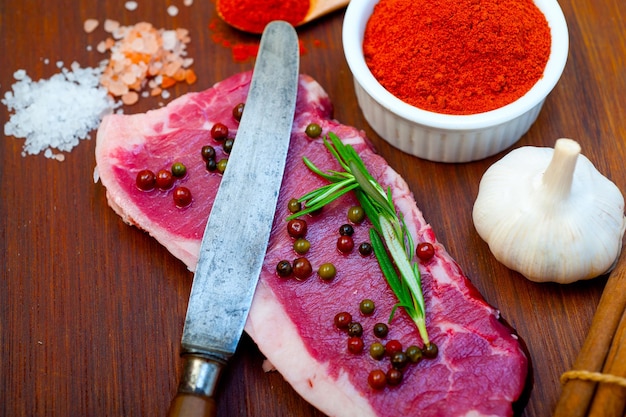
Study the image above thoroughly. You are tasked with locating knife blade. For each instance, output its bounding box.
[167,21,299,417]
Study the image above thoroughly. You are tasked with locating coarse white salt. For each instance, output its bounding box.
[84,18,99,33]
[2,62,118,159]
[125,1,138,11]
[167,5,179,16]
[184,0,193,6]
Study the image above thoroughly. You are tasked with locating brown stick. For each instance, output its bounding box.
[587,308,626,417]
[553,249,626,417]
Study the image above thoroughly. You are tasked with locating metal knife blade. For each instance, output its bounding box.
[167,21,299,417]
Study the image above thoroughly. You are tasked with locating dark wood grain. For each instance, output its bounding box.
[1,1,624,416]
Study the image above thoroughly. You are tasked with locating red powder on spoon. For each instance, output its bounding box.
[216,0,310,34]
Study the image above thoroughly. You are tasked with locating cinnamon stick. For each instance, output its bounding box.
[553,249,626,417]
[587,307,626,417]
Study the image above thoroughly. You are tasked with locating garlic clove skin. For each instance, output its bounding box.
[472,138,626,284]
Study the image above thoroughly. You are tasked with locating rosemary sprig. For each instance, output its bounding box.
[287,133,430,346]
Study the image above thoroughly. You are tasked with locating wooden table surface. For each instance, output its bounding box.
[2,1,625,416]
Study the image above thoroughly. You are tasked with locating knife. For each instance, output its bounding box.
[167,21,299,417]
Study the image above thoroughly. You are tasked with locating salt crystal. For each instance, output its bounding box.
[184,0,193,6]
[2,64,118,158]
[167,5,179,16]
[56,61,64,68]
[161,89,171,99]
[84,19,99,33]
[125,1,138,11]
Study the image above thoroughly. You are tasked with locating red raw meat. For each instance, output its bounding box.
[95,72,529,417]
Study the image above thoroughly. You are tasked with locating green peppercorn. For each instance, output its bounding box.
[359,299,375,315]
[217,158,228,174]
[369,342,385,360]
[293,238,310,254]
[406,345,423,363]
[304,123,322,138]
[223,138,234,154]
[171,162,187,177]
[287,198,302,213]
[373,322,389,338]
[347,205,365,224]
[317,263,337,281]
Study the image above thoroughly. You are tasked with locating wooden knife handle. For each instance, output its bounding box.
[167,354,224,417]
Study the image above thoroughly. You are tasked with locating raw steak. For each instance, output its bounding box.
[95,72,529,417]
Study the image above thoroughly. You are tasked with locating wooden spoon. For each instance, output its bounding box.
[216,0,350,34]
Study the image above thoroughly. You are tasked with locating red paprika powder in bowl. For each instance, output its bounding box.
[342,0,569,163]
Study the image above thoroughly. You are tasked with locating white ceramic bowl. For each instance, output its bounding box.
[342,0,569,163]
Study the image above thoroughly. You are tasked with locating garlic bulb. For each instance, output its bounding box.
[472,138,626,283]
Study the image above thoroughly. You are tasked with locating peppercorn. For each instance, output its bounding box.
[359,242,373,257]
[369,342,385,360]
[368,370,387,390]
[292,257,312,280]
[276,260,292,278]
[338,224,354,236]
[359,299,375,315]
[232,103,244,121]
[390,351,409,369]
[416,242,435,261]
[155,169,174,190]
[334,312,352,329]
[201,145,216,161]
[206,158,217,172]
[171,162,187,178]
[305,123,322,138]
[423,342,439,359]
[406,345,423,363]
[317,263,337,281]
[223,138,234,154]
[287,219,307,238]
[347,205,365,224]
[293,238,310,255]
[347,322,363,337]
[173,186,192,207]
[386,368,403,386]
[211,123,229,141]
[347,336,364,354]
[373,323,389,338]
[385,340,402,356]
[287,198,302,213]
[337,235,354,253]
[136,169,156,191]
[216,159,228,174]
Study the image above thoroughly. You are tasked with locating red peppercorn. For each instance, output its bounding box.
[211,122,229,140]
[385,340,403,356]
[173,186,192,207]
[232,103,244,121]
[155,169,174,190]
[292,257,312,280]
[287,219,307,238]
[334,312,352,329]
[347,336,364,354]
[136,169,156,191]
[337,235,354,253]
[368,369,387,390]
[416,242,435,261]
[386,368,403,386]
